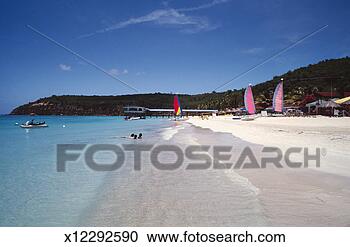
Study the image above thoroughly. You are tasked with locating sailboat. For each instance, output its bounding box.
[241,84,257,121]
[174,95,182,116]
[172,95,186,121]
[272,79,284,113]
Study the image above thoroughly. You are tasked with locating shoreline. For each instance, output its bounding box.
[187,115,350,177]
[84,122,268,226]
[186,116,350,226]
[83,120,350,226]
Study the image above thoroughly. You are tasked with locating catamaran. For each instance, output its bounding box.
[241,84,257,121]
[272,79,284,113]
[237,79,284,120]
[172,95,187,121]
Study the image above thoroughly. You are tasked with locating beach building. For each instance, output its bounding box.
[305,99,342,116]
[123,106,218,117]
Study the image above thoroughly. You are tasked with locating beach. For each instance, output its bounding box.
[1,115,350,226]
[187,116,350,176]
[82,117,350,226]
[83,123,268,226]
[186,116,350,226]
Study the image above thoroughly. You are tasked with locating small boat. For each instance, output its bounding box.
[232,116,242,120]
[20,123,48,128]
[171,95,189,121]
[241,84,257,121]
[273,79,284,113]
[20,120,48,128]
[125,116,141,121]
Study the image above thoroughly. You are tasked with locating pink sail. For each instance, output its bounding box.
[244,85,256,115]
[273,82,284,112]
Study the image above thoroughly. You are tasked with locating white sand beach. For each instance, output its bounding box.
[188,116,350,177]
[186,116,350,226]
[82,117,350,226]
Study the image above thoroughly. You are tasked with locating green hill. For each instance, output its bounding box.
[11,57,350,115]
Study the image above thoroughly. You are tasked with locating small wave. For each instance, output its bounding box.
[161,126,185,140]
[224,169,260,196]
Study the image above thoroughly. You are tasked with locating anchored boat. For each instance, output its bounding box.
[20,120,48,128]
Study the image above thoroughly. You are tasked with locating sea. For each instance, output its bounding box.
[0,115,174,226]
[0,115,266,226]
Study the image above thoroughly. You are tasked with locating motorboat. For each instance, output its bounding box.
[125,116,141,121]
[20,120,48,128]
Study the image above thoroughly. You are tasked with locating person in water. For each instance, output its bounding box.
[124,133,142,139]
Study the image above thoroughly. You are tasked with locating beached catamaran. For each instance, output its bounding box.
[241,84,257,121]
[273,79,284,113]
[239,79,284,120]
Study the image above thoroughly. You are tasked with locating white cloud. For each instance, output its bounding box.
[59,64,72,71]
[109,68,128,76]
[78,0,230,38]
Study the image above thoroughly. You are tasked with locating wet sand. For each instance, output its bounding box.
[82,124,266,226]
[82,122,350,226]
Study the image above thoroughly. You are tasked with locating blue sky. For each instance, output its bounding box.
[0,0,349,113]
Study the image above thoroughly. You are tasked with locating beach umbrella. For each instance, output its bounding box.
[335,96,350,105]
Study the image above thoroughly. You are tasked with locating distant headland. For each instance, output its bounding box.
[10,57,350,116]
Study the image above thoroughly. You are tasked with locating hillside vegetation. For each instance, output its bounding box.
[11,57,350,115]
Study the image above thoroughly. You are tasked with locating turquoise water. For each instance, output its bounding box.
[0,115,172,226]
